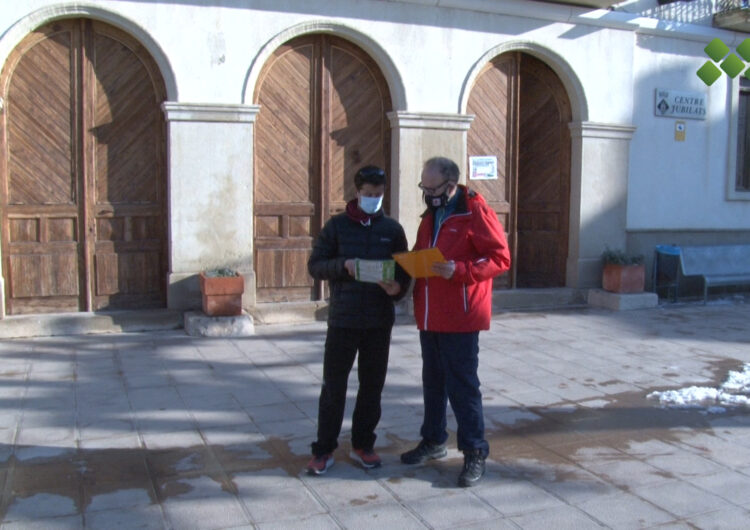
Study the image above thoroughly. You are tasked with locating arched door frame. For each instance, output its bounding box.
[460,42,587,289]
[0,7,174,317]
[0,3,177,100]
[243,22,405,213]
[243,21,406,111]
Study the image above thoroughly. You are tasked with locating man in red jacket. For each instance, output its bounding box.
[400,157,511,487]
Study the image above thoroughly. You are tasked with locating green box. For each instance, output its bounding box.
[705,38,730,62]
[721,54,745,78]
[737,38,750,63]
[696,61,722,86]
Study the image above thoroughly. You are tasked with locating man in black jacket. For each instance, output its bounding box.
[306,166,410,475]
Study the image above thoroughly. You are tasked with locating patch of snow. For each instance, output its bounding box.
[647,363,750,411]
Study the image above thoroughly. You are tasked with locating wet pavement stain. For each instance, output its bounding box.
[481,358,750,479]
[349,494,378,506]
[0,436,310,520]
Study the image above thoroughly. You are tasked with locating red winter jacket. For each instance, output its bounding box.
[413,186,511,332]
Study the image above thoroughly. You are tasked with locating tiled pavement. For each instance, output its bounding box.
[1,300,749,529]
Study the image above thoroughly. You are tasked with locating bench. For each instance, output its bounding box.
[654,244,750,303]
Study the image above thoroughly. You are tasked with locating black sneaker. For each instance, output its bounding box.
[458,450,485,487]
[400,440,447,465]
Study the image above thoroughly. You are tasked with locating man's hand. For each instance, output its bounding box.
[377,280,401,296]
[344,259,356,277]
[431,260,455,279]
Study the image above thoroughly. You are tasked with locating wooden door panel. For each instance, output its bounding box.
[9,249,79,297]
[254,35,391,303]
[255,43,314,205]
[2,22,82,313]
[517,55,571,288]
[257,248,313,286]
[7,30,76,206]
[88,22,166,310]
[467,59,513,210]
[328,42,391,215]
[254,41,316,302]
[466,56,516,289]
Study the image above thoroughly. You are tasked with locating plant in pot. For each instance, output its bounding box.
[199,267,244,316]
[601,247,646,294]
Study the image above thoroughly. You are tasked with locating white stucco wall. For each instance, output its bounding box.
[628,30,750,229]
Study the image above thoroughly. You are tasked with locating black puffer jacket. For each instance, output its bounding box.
[308,205,410,329]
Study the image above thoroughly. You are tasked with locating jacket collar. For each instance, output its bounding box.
[420,184,474,218]
[346,198,383,225]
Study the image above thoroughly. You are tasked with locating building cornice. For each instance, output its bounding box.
[162,103,261,123]
[387,111,474,130]
[569,121,637,140]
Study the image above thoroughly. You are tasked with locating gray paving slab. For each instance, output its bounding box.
[0,301,750,528]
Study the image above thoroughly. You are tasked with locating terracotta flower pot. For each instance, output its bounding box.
[199,271,244,316]
[602,263,645,294]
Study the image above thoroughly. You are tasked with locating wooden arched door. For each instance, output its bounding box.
[253,34,392,303]
[467,52,571,288]
[1,19,167,314]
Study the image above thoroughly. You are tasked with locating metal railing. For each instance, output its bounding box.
[716,0,750,10]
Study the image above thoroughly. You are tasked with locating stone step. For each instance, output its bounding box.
[493,287,588,311]
[0,309,183,340]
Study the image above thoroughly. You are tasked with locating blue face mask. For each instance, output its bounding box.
[358,194,383,214]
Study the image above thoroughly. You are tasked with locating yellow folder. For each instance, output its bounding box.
[392,247,446,278]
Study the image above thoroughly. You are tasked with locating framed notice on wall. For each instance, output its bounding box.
[469,156,498,180]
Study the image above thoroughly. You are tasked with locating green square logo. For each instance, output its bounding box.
[721,54,745,78]
[737,38,750,62]
[696,61,722,86]
[705,38,730,62]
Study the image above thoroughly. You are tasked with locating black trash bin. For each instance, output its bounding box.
[653,245,681,301]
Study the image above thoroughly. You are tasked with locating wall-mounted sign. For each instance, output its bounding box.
[674,121,686,142]
[469,156,498,180]
[655,88,706,120]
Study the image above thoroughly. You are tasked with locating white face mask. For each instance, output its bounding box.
[358,194,383,214]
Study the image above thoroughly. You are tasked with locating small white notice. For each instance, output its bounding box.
[654,88,706,120]
[469,156,498,180]
[354,259,395,283]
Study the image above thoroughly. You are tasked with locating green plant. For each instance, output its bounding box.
[601,247,644,266]
[203,267,238,277]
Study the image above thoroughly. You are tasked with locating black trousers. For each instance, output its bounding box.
[311,326,391,456]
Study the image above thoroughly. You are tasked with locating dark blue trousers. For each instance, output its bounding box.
[312,326,391,456]
[419,330,488,458]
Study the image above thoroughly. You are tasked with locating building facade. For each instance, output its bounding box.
[1,0,748,318]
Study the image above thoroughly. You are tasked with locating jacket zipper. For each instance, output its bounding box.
[424,210,472,329]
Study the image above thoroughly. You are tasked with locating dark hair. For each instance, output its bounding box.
[354,165,386,189]
[423,157,459,183]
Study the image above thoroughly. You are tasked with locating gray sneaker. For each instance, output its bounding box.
[400,440,447,465]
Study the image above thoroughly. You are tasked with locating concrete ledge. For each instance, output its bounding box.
[248,301,328,325]
[587,289,658,311]
[0,309,183,339]
[494,288,587,311]
[184,311,255,337]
